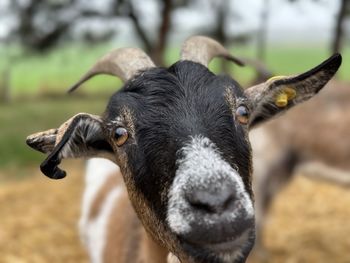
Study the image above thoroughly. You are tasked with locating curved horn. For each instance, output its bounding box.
[68,47,155,93]
[239,57,274,81]
[180,35,244,67]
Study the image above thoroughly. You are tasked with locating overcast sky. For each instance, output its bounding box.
[172,0,341,44]
[0,0,344,45]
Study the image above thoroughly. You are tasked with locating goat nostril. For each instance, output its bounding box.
[189,200,216,214]
[186,186,236,214]
[223,194,235,211]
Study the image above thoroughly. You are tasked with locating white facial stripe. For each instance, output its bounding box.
[167,136,254,235]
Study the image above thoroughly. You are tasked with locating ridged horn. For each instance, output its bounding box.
[68,47,155,93]
[180,35,244,67]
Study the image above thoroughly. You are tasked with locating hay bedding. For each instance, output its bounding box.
[0,161,88,263]
[1,162,350,263]
[260,173,350,263]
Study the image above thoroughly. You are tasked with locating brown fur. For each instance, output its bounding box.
[251,80,350,260]
[102,185,139,263]
[264,80,350,169]
[88,172,122,220]
[86,169,168,263]
[224,87,237,113]
[118,164,184,262]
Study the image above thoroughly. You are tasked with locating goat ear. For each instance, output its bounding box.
[26,128,58,154]
[26,113,113,180]
[245,53,342,129]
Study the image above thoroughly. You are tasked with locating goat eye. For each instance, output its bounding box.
[115,127,128,146]
[235,105,249,125]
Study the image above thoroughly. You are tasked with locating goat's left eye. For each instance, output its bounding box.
[115,127,128,146]
[235,105,250,125]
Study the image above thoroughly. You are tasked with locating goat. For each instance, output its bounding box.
[26,36,341,263]
[250,80,350,259]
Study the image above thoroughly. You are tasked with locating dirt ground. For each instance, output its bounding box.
[0,161,88,263]
[1,161,350,263]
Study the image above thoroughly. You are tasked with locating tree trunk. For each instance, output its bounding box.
[128,2,153,55]
[128,0,172,66]
[215,0,230,73]
[257,0,269,62]
[331,0,349,54]
[152,0,173,66]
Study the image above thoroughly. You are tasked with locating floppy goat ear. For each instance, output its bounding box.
[26,113,113,180]
[245,53,342,129]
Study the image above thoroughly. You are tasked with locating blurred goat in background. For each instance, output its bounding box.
[247,59,350,260]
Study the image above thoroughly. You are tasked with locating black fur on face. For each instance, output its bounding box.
[103,60,253,261]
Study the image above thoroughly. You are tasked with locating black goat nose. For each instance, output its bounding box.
[186,184,235,214]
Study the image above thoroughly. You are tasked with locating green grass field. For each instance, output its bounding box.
[0,42,349,170]
[0,43,122,97]
[1,42,349,97]
[0,97,107,171]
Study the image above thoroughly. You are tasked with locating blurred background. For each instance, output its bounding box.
[0,0,349,262]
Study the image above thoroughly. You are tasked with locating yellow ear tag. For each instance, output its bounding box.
[268,76,297,107]
[276,93,288,107]
[275,87,297,107]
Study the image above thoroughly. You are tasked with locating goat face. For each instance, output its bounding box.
[105,61,255,262]
[26,36,341,263]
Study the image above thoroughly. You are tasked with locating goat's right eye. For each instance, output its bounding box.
[115,127,128,146]
[235,105,250,125]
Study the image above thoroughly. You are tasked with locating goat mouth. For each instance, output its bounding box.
[180,229,255,263]
[204,236,246,253]
[202,229,252,253]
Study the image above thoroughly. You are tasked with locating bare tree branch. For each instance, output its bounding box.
[152,0,173,65]
[127,1,154,54]
[331,0,350,53]
[257,0,269,62]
